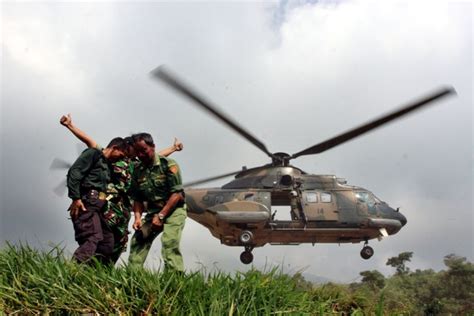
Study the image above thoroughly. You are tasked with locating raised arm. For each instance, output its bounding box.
[158,137,183,157]
[60,114,98,149]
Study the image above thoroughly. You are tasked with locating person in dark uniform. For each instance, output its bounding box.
[67,137,127,264]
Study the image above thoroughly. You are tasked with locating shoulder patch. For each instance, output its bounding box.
[170,165,179,174]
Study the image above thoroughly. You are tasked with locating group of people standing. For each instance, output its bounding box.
[61,114,187,273]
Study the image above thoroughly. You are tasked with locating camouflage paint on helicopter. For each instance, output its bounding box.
[153,66,454,264]
[184,166,407,263]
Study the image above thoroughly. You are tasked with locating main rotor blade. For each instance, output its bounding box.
[291,86,456,159]
[183,165,268,187]
[184,170,241,187]
[50,158,72,170]
[53,179,67,196]
[151,66,275,159]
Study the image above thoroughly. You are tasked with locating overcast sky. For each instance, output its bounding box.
[1,0,472,282]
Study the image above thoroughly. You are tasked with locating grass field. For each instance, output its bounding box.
[9,242,474,315]
[0,243,391,315]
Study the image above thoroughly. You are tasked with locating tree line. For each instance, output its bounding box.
[292,252,474,315]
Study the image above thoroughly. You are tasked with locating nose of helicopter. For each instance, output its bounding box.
[396,211,407,226]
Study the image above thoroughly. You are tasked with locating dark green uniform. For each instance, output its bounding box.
[128,154,186,272]
[67,148,110,200]
[67,148,114,263]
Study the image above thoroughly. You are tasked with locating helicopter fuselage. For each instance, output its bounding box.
[184,166,407,251]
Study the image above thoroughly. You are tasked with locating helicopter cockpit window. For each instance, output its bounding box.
[306,192,318,203]
[320,192,332,203]
[355,191,377,206]
[372,194,382,204]
[355,192,369,203]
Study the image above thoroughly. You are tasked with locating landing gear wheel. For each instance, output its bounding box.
[240,251,254,264]
[360,246,374,260]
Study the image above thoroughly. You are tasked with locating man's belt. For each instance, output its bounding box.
[82,189,107,201]
[106,193,128,205]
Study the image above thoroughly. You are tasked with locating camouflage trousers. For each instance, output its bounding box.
[128,206,186,272]
[102,201,131,263]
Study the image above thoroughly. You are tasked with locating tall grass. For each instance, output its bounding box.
[1,243,345,315]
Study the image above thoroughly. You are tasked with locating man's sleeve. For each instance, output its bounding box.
[165,158,183,193]
[128,163,144,202]
[67,148,97,200]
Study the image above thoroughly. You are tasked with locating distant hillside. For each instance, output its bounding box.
[301,272,333,284]
[1,244,472,314]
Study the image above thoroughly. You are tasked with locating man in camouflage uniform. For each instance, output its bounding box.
[67,137,127,264]
[103,155,134,262]
[128,132,187,272]
[60,114,183,263]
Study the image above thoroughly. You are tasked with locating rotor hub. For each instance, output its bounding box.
[272,152,291,166]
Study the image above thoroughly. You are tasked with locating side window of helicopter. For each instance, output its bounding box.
[306,192,318,203]
[320,192,332,203]
[355,191,369,203]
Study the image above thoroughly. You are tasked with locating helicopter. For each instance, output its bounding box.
[152,66,455,264]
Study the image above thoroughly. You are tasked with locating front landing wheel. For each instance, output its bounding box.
[240,251,254,264]
[360,246,374,260]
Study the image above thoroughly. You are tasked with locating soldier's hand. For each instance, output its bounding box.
[133,217,142,230]
[152,214,163,230]
[69,199,86,219]
[60,114,72,127]
[173,137,183,151]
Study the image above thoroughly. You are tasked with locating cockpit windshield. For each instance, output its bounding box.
[372,194,383,203]
[355,191,369,202]
[355,191,381,205]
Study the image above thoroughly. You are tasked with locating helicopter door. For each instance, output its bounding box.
[301,191,338,221]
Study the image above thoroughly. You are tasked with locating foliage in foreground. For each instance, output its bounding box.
[0,244,473,315]
[0,244,360,315]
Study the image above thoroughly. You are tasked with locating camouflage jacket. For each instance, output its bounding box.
[102,158,135,231]
[129,154,183,213]
[107,159,134,204]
